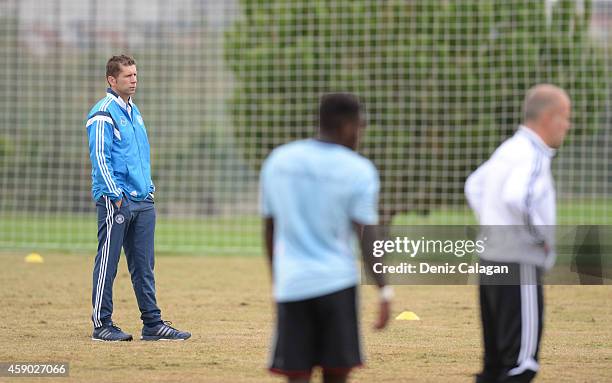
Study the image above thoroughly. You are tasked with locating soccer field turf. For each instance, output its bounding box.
[1,199,609,254]
[1,253,610,382]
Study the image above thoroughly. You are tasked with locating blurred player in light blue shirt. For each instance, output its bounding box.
[260,109,379,302]
[260,93,391,383]
[261,137,379,302]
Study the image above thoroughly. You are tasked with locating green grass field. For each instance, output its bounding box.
[1,200,611,381]
[0,253,610,382]
[1,199,610,254]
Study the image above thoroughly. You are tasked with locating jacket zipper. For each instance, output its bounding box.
[127,109,148,198]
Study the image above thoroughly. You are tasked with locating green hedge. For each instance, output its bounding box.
[225,0,607,223]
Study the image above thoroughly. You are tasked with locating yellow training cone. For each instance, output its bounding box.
[25,253,44,263]
[396,311,420,321]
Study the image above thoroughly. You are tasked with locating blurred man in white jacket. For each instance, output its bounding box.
[465,84,571,383]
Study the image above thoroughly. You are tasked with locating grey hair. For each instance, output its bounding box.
[523,84,569,121]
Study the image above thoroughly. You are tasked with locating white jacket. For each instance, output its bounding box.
[465,126,556,269]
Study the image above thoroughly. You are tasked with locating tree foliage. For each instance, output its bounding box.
[225,0,607,222]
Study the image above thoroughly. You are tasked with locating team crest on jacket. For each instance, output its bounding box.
[137,115,144,125]
[120,116,127,126]
[115,214,125,224]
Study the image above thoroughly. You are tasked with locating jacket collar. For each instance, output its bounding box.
[106,88,133,112]
[517,125,556,158]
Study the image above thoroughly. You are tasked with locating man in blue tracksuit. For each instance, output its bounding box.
[86,55,190,341]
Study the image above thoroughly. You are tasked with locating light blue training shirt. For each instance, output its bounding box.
[260,139,380,302]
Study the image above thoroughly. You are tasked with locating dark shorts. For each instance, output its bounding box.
[269,286,362,378]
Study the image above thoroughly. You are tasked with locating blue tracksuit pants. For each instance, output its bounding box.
[91,195,161,328]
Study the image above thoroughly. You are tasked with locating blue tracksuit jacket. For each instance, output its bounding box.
[86,88,155,202]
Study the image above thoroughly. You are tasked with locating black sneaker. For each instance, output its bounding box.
[92,323,133,342]
[141,321,191,341]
